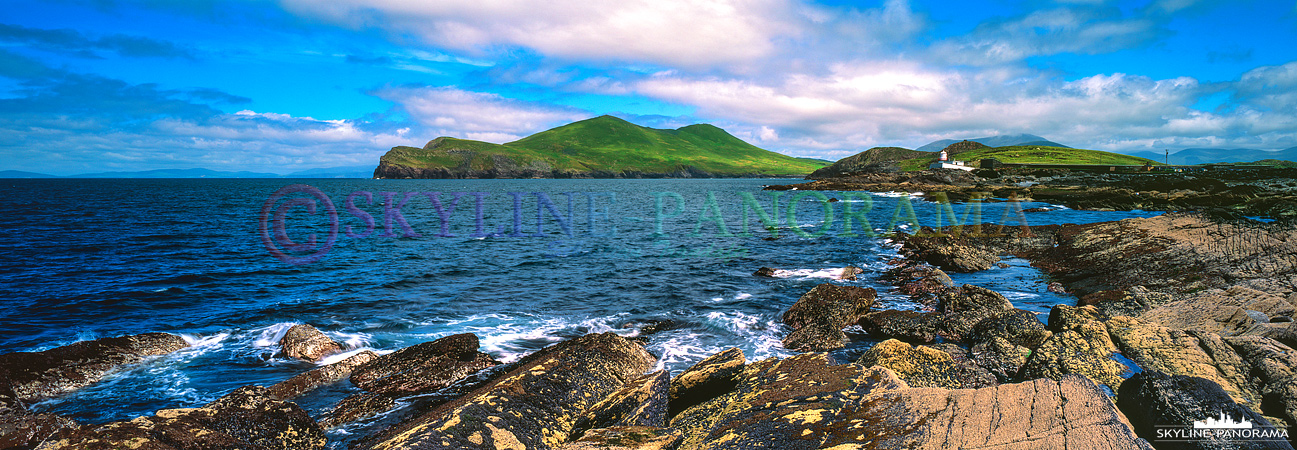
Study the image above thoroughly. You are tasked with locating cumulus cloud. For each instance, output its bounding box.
[373,86,589,143]
[281,0,800,68]
[931,7,1163,65]
[630,61,1297,155]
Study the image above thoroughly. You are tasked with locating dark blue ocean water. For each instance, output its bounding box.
[0,178,1160,444]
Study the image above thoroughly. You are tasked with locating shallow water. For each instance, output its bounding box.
[0,178,1161,443]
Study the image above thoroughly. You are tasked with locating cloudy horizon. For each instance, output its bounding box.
[2,0,1296,175]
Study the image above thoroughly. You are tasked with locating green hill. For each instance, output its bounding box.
[809,147,928,178]
[896,145,1162,171]
[374,115,826,178]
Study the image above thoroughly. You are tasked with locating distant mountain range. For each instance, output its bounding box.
[374,115,826,179]
[915,134,1070,152]
[1122,147,1297,165]
[0,166,376,179]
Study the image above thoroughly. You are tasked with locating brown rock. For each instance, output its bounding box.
[1018,329,1128,391]
[0,333,189,404]
[967,308,1051,348]
[668,348,744,416]
[937,284,1014,341]
[781,284,876,351]
[858,309,942,343]
[857,339,963,389]
[34,386,325,450]
[279,324,343,362]
[1107,316,1257,405]
[577,371,668,431]
[349,333,499,396]
[354,332,654,450]
[822,375,1152,450]
[561,426,681,450]
[267,350,378,401]
[1138,285,1296,333]
[971,336,1031,383]
[752,267,777,277]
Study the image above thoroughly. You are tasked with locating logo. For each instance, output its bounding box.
[1155,410,1289,444]
[1193,412,1252,429]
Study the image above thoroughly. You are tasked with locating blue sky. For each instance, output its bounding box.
[2,0,1296,174]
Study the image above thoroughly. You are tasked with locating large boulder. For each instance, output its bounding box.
[1018,329,1129,391]
[857,339,964,389]
[858,309,943,343]
[668,348,744,416]
[971,336,1032,383]
[967,308,1051,347]
[781,284,876,351]
[34,385,325,450]
[937,284,1014,341]
[1223,336,1297,427]
[576,371,669,431]
[349,333,499,396]
[0,333,189,404]
[0,405,77,450]
[1138,286,1296,334]
[931,343,999,388]
[1117,371,1293,450]
[1108,316,1258,406]
[354,332,654,450]
[320,333,499,428]
[670,353,905,450]
[901,233,1002,273]
[279,324,344,362]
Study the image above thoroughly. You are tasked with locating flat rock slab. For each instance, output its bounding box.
[34,385,325,450]
[825,375,1153,450]
[0,332,189,404]
[355,332,654,450]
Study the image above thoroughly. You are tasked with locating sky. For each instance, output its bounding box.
[1,0,1296,175]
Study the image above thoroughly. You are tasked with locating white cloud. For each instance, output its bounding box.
[932,8,1161,65]
[373,86,589,143]
[280,0,801,68]
[630,61,1297,155]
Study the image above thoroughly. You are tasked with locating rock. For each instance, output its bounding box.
[1138,286,1297,334]
[752,267,778,277]
[931,343,999,388]
[936,284,1014,341]
[1274,316,1294,323]
[1047,281,1067,293]
[858,310,942,343]
[267,350,378,401]
[884,262,955,306]
[1222,336,1297,426]
[354,332,654,450]
[668,348,744,416]
[319,392,395,429]
[349,333,499,396]
[560,426,682,450]
[1049,304,1117,351]
[839,266,863,281]
[781,284,876,351]
[900,233,1002,273]
[1018,330,1128,391]
[971,336,1031,383]
[967,308,1052,348]
[0,407,78,450]
[577,371,668,432]
[279,324,344,362]
[34,385,325,450]
[670,353,905,450]
[857,339,963,389]
[0,333,189,404]
[821,375,1153,450]
[1117,371,1292,450]
[1108,316,1258,406]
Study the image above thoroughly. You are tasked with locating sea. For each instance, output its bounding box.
[0,178,1162,446]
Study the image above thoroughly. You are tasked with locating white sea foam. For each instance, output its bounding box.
[735,293,752,300]
[252,322,298,348]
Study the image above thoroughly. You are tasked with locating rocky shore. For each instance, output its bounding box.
[767,167,1297,221]
[2,213,1295,449]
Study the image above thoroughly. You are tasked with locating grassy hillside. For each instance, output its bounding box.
[810,147,929,178]
[377,116,826,178]
[896,145,1161,171]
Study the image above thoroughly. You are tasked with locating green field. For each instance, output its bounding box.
[895,145,1161,171]
[380,115,827,176]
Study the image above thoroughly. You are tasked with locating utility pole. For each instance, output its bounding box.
[1165,149,1169,165]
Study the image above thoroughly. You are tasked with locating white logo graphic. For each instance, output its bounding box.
[1193,412,1253,429]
